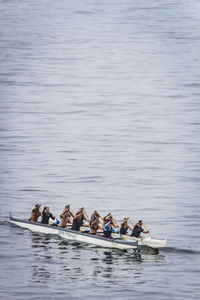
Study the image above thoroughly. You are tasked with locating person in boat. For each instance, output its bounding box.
[103,219,119,239]
[41,206,56,225]
[103,213,119,229]
[120,217,132,236]
[89,216,103,235]
[59,211,71,228]
[71,207,89,231]
[60,204,74,226]
[131,220,149,238]
[29,204,42,222]
[103,213,112,225]
[90,210,101,224]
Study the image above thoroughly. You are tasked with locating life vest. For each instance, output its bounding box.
[89,215,96,226]
[131,225,143,237]
[41,212,55,224]
[90,222,98,231]
[120,226,128,235]
[103,226,112,237]
[71,215,84,231]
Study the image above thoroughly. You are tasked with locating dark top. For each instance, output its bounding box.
[41,211,55,224]
[71,215,84,231]
[90,222,98,231]
[90,215,96,225]
[103,228,112,237]
[131,225,143,237]
[103,221,117,237]
[120,226,128,235]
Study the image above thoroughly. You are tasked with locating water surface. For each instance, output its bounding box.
[0,0,200,299]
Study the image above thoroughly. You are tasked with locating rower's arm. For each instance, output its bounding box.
[111,226,118,233]
[112,222,119,229]
[50,213,55,220]
[98,224,104,231]
[90,219,96,227]
[127,225,132,231]
[83,209,90,222]
[73,213,83,219]
[70,211,75,218]
[83,214,89,223]
[104,221,111,230]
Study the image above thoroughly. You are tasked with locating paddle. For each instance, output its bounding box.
[129,219,134,229]
[110,214,119,229]
[83,208,90,223]
[70,208,76,217]
[119,234,126,240]
[142,222,152,238]
[96,211,104,225]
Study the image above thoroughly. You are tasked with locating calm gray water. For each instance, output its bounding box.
[0,0,200,299]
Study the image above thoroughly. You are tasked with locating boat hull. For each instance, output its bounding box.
[9,216,138,251]
[112,233,167,249]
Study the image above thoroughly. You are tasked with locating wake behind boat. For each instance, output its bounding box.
[9,215,139,251]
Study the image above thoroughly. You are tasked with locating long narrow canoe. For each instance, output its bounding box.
[9,215,138,251]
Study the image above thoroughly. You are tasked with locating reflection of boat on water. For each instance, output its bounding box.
[9,215,139,251]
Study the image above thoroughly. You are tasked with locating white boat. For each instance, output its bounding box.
[112,233,167,249]
[9,215,139,251]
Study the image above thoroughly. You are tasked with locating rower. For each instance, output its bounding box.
[71,207,89,231]
[89,217,103,235]
[103,213,119,229]
[131,220,149,238]
[120,217,132,235]
[90,210,100,224]
[41,206,56,225]
[103,213,113,225]
[29,204,42,222]
[60,204,74,225]
[103,219,119,239]
[59,211,71,228]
